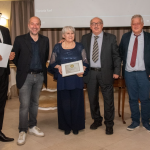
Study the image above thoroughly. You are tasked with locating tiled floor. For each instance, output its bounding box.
[1,90,150,150]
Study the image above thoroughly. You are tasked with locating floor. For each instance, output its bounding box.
[0,90,150,150]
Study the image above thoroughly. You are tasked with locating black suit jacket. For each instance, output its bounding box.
[12,33,49,89]
[0,25,11,76]
[119,31,150,80]
[81,32,121,85]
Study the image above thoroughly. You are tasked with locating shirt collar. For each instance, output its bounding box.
[132,30,143,37]
[92,31,103,38]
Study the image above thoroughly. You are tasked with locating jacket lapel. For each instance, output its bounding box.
[24,33,32,54]
[87,33,92,61]
[124,31,132,59]
[100,32,108,61]
[38,34,44,61]
[143,31,148,61]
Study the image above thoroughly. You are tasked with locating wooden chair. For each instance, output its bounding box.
[113,76,126,124]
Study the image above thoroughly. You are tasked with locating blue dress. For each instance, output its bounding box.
[48,42,89,91]
[48,42,89,132]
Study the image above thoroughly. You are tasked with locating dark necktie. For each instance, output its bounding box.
[130,34,140,67]
[0,38,1,43]
[92,36,99,63]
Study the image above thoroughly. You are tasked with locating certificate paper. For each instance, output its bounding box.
[0,43,13,68]
[61,60,84,77]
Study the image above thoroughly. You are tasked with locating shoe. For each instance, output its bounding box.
[64,130,71,135]
[90,120,102,130]
[29,126,44,137]
[127,122,140,131]
[73,130,78,135]
[143,123,150,132]
[106,127,113,135]
[0,132,14,142]
[17,131,26,145]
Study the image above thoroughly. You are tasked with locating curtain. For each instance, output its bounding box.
[10,1,150,60]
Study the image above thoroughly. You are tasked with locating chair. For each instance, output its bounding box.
[113,76,126,124]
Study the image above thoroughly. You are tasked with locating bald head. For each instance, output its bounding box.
[90,17,103,25]
[28,16,41,25]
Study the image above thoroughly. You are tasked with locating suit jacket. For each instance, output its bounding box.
[119,31,150,80]
[12,33,49,89]
[81,32,121,85]
[0,25,11,76]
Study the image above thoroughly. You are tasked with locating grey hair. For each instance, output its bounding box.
[131,14,144,24]
[90,17,103,24]
[62,26,75,36]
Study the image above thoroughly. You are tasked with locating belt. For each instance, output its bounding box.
[29,71,43,74]
[90,67,101,71]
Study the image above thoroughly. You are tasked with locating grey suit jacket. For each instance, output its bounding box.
[81,32,121,85]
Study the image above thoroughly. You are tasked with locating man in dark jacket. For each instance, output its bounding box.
[119,15,150,131]
[81,17,121,135]
[0,24,15,142]
[12,16,49,145]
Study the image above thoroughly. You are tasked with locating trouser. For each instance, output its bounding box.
[87,70,114,127]
[124,71,150,124]
[19,73,44,132]
[0,70,8,131]
[57,89,85,131]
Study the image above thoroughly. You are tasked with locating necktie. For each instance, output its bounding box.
[92,36,99,63]
[130,34,140,67]
[0,38,1,43]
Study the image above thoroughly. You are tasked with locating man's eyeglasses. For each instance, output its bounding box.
[91,22,102,26]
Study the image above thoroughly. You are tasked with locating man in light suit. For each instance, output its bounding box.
[0,25,15,142]
[81,17,121,135]
[12,16,49,145]
[119,15,150,131]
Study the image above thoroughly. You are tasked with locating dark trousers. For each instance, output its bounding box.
[57,89,85,131]
[0,70,8,131]
[87,70,114,127]
[124,71,150,124]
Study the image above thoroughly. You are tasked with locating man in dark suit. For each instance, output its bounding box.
[0,25,15,142]
[119,15,150,131]
[81,17,121,135]
[12,16,49,145]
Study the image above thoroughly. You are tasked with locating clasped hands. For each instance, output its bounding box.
[0,52,15,61]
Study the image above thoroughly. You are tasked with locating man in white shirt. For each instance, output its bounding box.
[119,14,150,131]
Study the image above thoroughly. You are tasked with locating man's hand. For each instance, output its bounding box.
[59,39,65,43]
[149,75,150,77]
[9,52,15,60]
[0,55,2,61]
[113,74,119,79]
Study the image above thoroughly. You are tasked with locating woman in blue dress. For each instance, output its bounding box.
[48,26,89,135]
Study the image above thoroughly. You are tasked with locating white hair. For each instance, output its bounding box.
[62,26,75,36]
[131,14,144,24]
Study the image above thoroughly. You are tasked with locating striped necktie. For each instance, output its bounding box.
[92,36,99,63]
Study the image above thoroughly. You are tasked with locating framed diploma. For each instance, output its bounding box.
[61,60,84,77]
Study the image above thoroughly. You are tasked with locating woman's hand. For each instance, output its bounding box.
[77,72,84,77]
[55,65,62,74]
[83,66,86,71]
[77,66,86,77]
